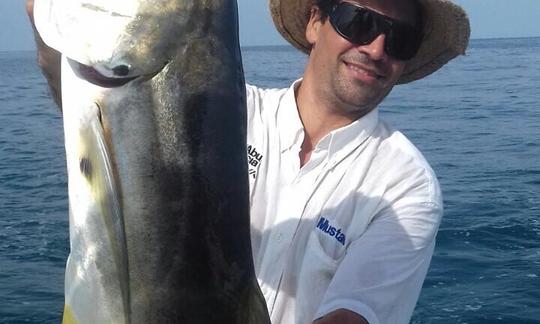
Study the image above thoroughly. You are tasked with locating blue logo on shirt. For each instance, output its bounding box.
[316,217,346,245]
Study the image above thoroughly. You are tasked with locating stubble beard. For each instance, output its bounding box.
[329,65,393,119]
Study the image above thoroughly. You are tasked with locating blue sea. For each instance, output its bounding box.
[1,37,539,323]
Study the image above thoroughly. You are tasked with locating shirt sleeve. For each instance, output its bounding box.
[314,198,443,324]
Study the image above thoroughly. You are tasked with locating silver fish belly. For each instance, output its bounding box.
[34,0,270,323]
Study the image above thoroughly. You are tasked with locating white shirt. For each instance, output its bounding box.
[246,80,443,324]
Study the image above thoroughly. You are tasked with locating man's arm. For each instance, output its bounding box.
[26,0,62,108]
[314,309,369,324]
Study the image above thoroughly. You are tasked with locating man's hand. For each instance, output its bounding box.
[26,0,62,108]
[314,309,369,324]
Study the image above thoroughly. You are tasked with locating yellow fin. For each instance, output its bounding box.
[62,304,77,324]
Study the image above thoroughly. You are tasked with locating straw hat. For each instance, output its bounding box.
[270,0,471,84]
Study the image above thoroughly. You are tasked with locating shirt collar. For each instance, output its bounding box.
[277,78,380,162]
[277,79,305,153]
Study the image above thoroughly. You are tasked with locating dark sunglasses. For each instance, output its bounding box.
[327,2,423,60]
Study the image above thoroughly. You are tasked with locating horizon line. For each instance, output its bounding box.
[2,35,539,53]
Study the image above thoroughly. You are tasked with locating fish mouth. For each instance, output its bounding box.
[67,58,168,88]
[67,58,139,88]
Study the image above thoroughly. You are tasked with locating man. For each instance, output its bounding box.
[247,0,469,323]
[27,0,470,322]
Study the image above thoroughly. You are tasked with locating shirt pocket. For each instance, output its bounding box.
[312,216,349,262]
[295,231,344,323]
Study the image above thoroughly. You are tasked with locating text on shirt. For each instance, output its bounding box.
[247,144,263,179]
[316,217,346,246]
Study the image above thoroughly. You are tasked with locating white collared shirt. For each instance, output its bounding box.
[246,80,443,324]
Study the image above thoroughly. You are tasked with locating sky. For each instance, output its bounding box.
[1,0,540,51]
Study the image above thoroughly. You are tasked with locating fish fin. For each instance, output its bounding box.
[77,105,131,322]
[62,304,77,324]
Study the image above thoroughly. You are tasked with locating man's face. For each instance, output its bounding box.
[305,0,420,118]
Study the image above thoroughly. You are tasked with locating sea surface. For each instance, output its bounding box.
[1,37,539,323]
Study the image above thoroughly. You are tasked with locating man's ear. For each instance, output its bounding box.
[305,6,324,45]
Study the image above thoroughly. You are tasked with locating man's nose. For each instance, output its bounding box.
[356,34,387,61]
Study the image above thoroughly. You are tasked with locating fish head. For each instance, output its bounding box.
[35,0,203,80]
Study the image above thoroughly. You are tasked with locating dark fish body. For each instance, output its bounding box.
[34,0,270,323]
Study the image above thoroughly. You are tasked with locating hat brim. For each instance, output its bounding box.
[270,0,471,84]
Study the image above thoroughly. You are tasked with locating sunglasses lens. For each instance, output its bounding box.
[331,4,378,45]
[386,24,423,60]
[329,3,422,61]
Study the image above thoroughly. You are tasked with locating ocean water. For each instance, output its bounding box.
[0,38,539,323]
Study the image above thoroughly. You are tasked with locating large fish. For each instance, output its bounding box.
[33,0,270,323]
